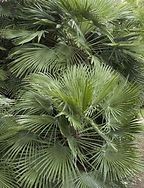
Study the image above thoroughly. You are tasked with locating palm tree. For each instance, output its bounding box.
[0,0,143,187]
[0,62,142,187]
[0,0,144,83]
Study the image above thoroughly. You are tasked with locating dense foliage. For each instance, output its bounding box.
[0,0,144,187]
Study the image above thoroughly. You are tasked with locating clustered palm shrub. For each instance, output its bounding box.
[0,0,144,187]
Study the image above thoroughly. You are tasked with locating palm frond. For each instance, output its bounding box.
[9,44,75,77]
[2,29,45,45]
[91,141,141,182]
[17,143,77,188]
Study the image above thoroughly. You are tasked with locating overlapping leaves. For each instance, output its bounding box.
[0,62,139,187]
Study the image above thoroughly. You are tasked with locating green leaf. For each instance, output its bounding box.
[3,29,45,44]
